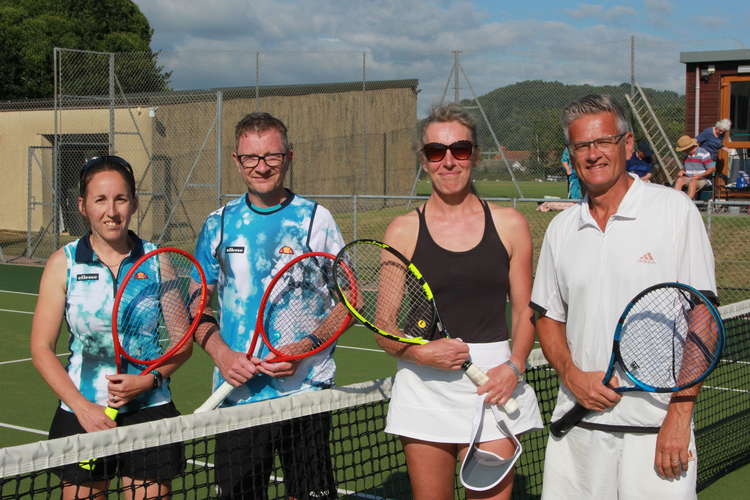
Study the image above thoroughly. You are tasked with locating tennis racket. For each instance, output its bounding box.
[549,282,724,438]
[333,239,519,414]
[80,247,208,469]
[194,252,354,413]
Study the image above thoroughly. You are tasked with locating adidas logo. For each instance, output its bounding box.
[638,252,656,264]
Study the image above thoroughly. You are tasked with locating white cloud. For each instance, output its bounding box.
[133,0,688,114]
[564,3,636,21]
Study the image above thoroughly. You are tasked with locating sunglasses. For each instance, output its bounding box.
[421,140,474,162]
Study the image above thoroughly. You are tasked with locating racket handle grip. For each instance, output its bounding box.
[549,403,591,438]
[463,362,520,414]
[79,407,119,470]
[194,381,235,413]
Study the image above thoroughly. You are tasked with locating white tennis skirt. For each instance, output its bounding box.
[385,341,543,443]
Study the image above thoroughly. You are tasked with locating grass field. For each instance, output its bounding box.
[1,262,748,498]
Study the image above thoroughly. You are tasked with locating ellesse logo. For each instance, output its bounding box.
[226,246,245,254]
[278,246,294,255]
[134,271,149,280]
[76,273,99,281]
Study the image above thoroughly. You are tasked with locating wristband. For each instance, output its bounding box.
[151,370,164,389]
[304,334,324,349]
[504,359,524,382]
[199,313,218,327]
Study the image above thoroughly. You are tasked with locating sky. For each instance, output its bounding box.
[133,0,750,112]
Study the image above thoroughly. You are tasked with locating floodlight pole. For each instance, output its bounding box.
[431,50,523,198]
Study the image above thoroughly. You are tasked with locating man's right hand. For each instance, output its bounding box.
[563,366,621,412]
[216,348,259,387]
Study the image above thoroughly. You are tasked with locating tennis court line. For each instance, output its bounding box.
[703,384,750,394]
[0,422,47,436]
[0,352,69,365]
[0,307,33,315]
[0,289,38,296]
[337,345,383,353]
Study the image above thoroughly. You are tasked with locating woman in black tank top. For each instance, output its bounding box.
[378,104,540,500]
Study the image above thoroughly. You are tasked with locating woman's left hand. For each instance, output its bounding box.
[106,374,153,408]
[476,361,522,407]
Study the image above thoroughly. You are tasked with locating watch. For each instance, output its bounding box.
[151,370,164,389]
[504,359,524,382]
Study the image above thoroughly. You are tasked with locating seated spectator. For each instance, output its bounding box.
[626,140,654,181]
[673,135,715,199]
[697,119,731,161]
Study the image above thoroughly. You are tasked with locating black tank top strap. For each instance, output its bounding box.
[411,198,510,343]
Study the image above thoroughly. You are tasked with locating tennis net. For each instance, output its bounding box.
[1,299,748,499]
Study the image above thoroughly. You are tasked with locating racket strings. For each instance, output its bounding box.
[261,255,351,359]
[618,287,721,389]
[336,243,435,340]
[117,252,198,364]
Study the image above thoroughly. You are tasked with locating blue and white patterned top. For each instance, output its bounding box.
[193,191,345,406]
[61,232,171,413]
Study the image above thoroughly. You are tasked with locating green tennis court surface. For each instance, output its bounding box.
[1,262,748,499]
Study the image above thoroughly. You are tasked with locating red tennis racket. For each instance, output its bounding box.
[194,251,355,413]
[109,248,207,414]
[81,247,207,469]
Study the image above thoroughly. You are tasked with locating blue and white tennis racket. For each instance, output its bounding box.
[549,282,724,438]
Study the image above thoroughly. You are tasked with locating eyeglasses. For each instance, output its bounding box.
[421,140,474,162]
[569,133,627,154]
[236,153,286,169]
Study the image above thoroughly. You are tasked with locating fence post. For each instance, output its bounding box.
[109,53,115,154]
[26,148,32,258]
[216,90,223,209]
[706,199,713,237]
[352,194,358,241]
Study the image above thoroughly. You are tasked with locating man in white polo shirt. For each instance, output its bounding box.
[532,94,716,499]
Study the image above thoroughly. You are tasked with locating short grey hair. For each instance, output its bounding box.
[561,94,631,144]
[715,118,732,132]
[419,103,478,147]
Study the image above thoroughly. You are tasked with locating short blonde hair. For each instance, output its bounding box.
[419,103,478,147]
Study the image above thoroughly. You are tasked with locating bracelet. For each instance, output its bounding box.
[504,359,524,382]
[304,334,324,349]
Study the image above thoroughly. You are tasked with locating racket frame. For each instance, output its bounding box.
[607,282,725,393]
[194,251,351,413]
[334,239,437,345]
[549,282,724,438]
[111,247,208,375]
[333,239,519,414]
[255,251,352,361]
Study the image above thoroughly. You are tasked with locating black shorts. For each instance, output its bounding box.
[215,412,336,500]
[48,402,185,485]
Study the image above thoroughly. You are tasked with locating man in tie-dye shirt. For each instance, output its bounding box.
[193,112,344,500]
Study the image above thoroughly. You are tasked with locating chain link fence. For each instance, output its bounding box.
[0,44,748,306]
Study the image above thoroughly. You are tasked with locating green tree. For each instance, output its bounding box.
[0,0,170,99]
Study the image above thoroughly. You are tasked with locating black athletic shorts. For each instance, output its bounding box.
[215,411,336,500]
[48,402,185,484]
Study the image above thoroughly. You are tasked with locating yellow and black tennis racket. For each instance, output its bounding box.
[333,239,518,414]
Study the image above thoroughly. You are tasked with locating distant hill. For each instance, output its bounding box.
[459,80,684,171]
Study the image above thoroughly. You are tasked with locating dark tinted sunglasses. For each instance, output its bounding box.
[421,140,474,162]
